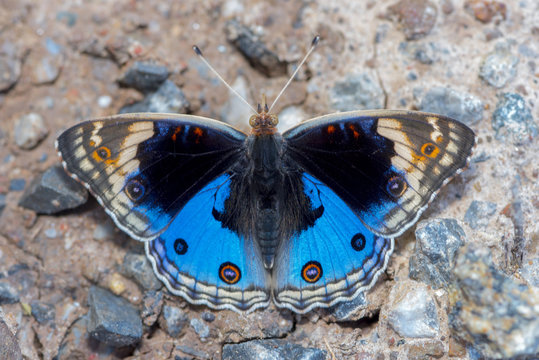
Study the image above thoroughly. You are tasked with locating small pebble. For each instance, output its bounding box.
[222,339,327,360]
[9,179,25,191]
[329,73,384,111]
[492,92,537,145]
[479,42,519,88]
[464,201,497,229]
[419,86,483,125]
[160,305,188,338]
[13,113,48,150]
[190,318,210,339]
[97,95,112,108]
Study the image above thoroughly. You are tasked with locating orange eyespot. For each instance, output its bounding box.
[171,126,182,141]
[327,125,335,134]
[421,143,440,158]
[348,124,360,139]
[302,261,323,283]
[219,262,241,284]
[93,146,111,161]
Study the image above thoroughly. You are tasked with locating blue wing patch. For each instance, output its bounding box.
[272,173,394,313]
[145,174,270,312]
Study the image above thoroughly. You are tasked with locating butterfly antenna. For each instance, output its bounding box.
[192,45,258,114]
[268,35,320,113]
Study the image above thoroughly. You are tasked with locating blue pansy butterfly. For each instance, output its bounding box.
[56,41,474,313]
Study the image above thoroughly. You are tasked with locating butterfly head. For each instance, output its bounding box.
[249,94,279,135]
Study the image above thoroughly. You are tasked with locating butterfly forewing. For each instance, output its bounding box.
[56,113,247,241]
[283,110,475,238]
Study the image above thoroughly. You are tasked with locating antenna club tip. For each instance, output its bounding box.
[193,45,203,56]
[312,35,321,46]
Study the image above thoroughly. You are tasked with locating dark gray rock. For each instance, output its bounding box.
[0,282,19,304]
[119,80,189,114]
[450,244,539,358]
[141,290,163,327]
[387,281,440,338]
[329,73,384,111]
[30,301,55,324]
[118,61,170,93]
[222,339,326,360]
[492,92,537,145]
[419,86,483,125]
[409,219,466,289]
[479,42,518,88]
[201,311,215,322]
[0,193,5,216]
[159,305,188,338]
[0,318,22,360]
[225,19,287,77]
[121,253,162,290]
[463,200,497,229]
[13,113,48,150]
[87,286,142,347]
[18,164,88,214]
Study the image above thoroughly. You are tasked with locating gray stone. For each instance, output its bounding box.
[492,92,537,145]
[0,318,22,360]
[30,39,63,85]
[225,19,287,77]
[450,244,539,358]
[479,42,519,88]
[0,51,21,92]
[463,200,497,229]
[190,317,210,339]
[30,301,55,324]
[201,311,215,322]
[18,164,88,214]
[387,281,440,338]
[176,345,209,359]
[222,339,327,360]
[121,253,162,291]
[329,73,384,111]
[87,286,142,347]
[409,219,466,289]
[0,193,6,216]
[398,41,440,64]
[277,105,306,133]
[520,257,539,287]
[386,0,438,40]
[13,113,48,150]
[160,305,188,338]
[419,86,483,125]
[0,281,20,304]
[119,80,189,114]
[118,61,170,93]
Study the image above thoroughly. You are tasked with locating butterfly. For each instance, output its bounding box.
[56,97,475,313]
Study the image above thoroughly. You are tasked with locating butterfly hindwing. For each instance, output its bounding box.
[56,113,247,240]
[145,174,270,312]
[283,110,475,238]
[273,173,393,313]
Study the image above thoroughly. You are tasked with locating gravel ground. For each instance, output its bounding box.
[0,0,538,359]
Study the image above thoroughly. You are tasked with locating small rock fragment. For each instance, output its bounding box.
[386,0,438,40]
[9,179,25,191]
[29,38,64,85]
[0,51,21,92]
[159,305,188,338]
[329,292,368,321]
[464,0,506,23]
[492,93,537,145]
[0,282,19,304]
[87,286,142,347]
[407,340,445,360]
[30,301,55,324]
[0,318,22,360]
[450,244,539,358]
[386,281,440,338]
[118,61,170,93]
[419,86,483,125]
[329,73,384,111]
[409,219,466,289]
[119,80,189,114]
[13,113,48,150]
[479,42,518,88]
[225,20,287,77]
[0,193,6,216]
[190,318,210,340]
[141,291,163,327]
[464,201,497,229]
[18,164,88,214]
[121,253,162,291]
[222,339,327,360]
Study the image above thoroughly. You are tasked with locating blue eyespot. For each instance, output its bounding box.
[125,178,145,201]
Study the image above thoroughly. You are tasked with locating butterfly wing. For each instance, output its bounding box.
[272,173,393,313]
[56,113,247,240]
[283,110,475,237]
[146,173,270,312]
